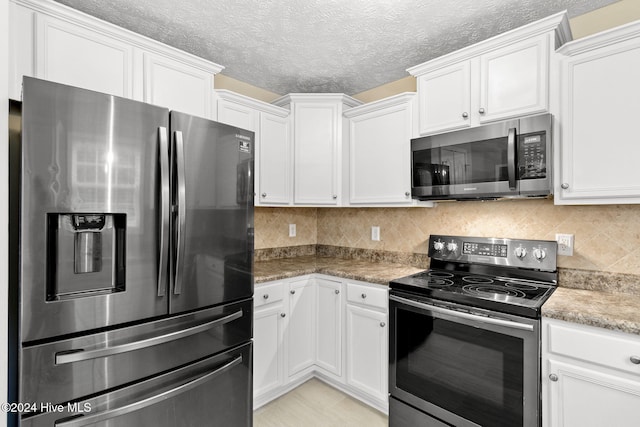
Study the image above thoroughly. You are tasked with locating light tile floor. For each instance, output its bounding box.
[253,378,388,427]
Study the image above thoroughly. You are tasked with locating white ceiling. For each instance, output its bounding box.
[54,0,619,95]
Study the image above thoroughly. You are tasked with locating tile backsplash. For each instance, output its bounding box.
[255,199,640,274]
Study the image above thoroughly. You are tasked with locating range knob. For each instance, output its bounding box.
[533,248,546,261]
[446,241,458,253]
[433,240,445,252]
[514,246,527,259]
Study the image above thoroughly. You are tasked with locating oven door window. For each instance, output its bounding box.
[395,306,525,427]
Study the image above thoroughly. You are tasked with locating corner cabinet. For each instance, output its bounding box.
[9,0,222,119]
[555,21,640,204]
[344,93,431,206]
[542,318,640,427]
[253,275,389,414]
[408,11,570,136]
[273,94,362,206]
[216,90,292,206]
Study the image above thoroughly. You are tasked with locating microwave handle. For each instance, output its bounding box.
[507,127,517,190]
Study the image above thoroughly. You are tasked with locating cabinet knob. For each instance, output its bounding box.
[380,322,386,327]
[335,289,340,295]
[263,294,269,300]
[561,183,569,190]
[290,290,296,295]
[405,191,410,197]
[332,194,337,200]
[479,108,485,114]
[462,112,469,118]
[361,293,367,299]
[261,192,267,198]
[280,313,286,318]
[549,374,558,382]
[631,355,640,364]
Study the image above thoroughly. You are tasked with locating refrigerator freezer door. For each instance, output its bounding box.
[21,342,252,427]
[20,77,170,342]
[20,299,252,406]
[169,112,254,314]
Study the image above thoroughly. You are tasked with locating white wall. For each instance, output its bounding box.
[1,0,9,423]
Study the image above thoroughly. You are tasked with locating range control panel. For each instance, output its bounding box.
[428,235,557,272]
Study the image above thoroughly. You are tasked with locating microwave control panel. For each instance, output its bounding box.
[518,132,546,179]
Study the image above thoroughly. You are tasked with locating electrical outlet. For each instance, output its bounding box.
[371,226,380,241]
[289,224,296,238]
[555,233,574,256]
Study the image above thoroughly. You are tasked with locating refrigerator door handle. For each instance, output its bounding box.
[174,130,186,295]
[54,309,244,365]
[53,355,243,427]
[158,126,170,297]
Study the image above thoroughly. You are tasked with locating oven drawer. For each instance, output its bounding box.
[547,319,640,376]
[254,282,284,307]
[347,283,387,310]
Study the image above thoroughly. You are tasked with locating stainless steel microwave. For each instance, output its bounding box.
[411,113,552,201]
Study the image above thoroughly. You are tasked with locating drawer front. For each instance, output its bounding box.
[548,321,640,375]
[254,282,284,307]
[346,283,387,310]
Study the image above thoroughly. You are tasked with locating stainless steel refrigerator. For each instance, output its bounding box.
[10,77,254,426]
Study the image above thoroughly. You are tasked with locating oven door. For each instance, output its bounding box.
[411,118,519,200]
[389,292,540,427]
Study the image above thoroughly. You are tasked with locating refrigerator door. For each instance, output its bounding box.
[170,112,254,314]
[21,77,171,342]
[20,299,252,406]
[21,342,252,427]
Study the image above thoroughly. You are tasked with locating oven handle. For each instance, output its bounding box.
[390,295,534,332]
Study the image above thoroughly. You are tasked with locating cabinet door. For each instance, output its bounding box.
[253,302,285,399]
[143,52,213,118]
[287,280,316,377]
[36,14,134,98]
[479,34,548,123]
[546,359,640,427]
[217,100,258,132]
[293,102,340,204]
[557,38,640,203]
[315,278,342,376]
[417,61,471,135]
[346,304,388,402]
[258,113,291,205]
[349,102,413,204]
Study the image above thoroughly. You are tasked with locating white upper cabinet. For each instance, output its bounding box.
[555,21,640,204]
[143,52,214,118]
[273,94,361,206]
[216,90,292,206]
[408,11,570,136]
[9,0,223,119]
[345,93,431,206]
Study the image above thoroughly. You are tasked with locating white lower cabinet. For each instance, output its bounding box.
[345,303,388,403]
[253,282,286,400]
[286,279,316,378]
[253,275,389,413]
[542,318,640,427]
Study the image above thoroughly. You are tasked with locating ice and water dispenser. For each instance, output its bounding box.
[47,213,126,300]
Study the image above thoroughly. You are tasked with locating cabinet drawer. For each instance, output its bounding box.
[254,282,284,307]
[346,283,387,310]
[548,321,640,376]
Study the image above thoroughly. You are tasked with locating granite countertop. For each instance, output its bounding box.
[255,255,424,286]
[542,269,640,335]
[255,255,640,336]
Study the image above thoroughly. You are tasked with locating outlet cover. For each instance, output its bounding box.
[555,233,574,256]
[371,226,380,241]
[289,224,296,238]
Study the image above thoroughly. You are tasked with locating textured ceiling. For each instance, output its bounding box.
[54,0,619,95]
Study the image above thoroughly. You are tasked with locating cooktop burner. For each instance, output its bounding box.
[390,235,558,318]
